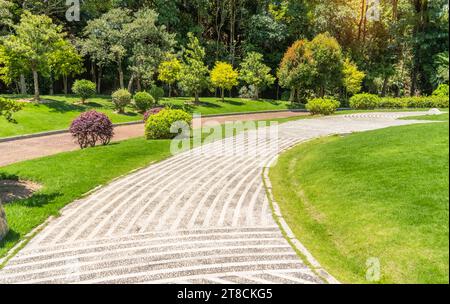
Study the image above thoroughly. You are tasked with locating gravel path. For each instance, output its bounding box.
[0,112,431,284]
[0,111,305,167]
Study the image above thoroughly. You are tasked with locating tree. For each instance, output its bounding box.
[239,52,275,100]
[125,8,175,92]
[158,57,182,97]
[178,33,209,103]
[50,40,84,95]
[308,33,344,97]
[277,39,316,103]
[210,61,238,101]
[342,58,365,96]
[2,11,66,100]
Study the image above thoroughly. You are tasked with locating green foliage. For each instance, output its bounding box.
[239,52,275,100]
[0,97,23,123]
[210,61,239,101]
[133,91,155,113]
[149,86,165,103]
[178,33,210,102]
[50,40,84,93]
[145,108,192,139]
[432,84,449,97]
[306,98,340,115]
[342,58,365,96]
[158,57,182,97]
[111,89,132,113]
[2,11,67,100]
[349,93,380,110]
[72,80,96,103]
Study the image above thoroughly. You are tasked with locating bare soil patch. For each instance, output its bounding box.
[0,179,42,204]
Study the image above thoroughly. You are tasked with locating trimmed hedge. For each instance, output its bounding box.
[149,86,165,103]
[349,94,449,110]
[72,80,96,103]
[306,98,340,115]
[349,93,380,110]
[145,108,192,139]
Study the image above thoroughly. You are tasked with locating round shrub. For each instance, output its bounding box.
[70,110,114,149]
[72,80,96,103]
[149,86,165,103]
[111,89,132,113]
[143,107,164,122]
[145,108,192,140]
[134,91,155,113]
[432,84,449,97]
[349,93,380,110]
[306,98,340,115]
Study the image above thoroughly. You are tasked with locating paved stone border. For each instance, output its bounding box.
[262,142,341,284]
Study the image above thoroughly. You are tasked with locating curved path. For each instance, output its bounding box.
[0,112,431,284]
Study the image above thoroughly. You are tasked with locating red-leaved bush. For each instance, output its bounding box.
[70,110,114,149]
[143,107,164,122]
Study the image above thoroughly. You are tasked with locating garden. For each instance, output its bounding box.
[0,0,449,284]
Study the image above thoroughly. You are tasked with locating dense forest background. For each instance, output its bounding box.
[0,0,448,99]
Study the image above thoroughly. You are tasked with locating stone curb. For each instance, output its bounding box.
[262,143,341,285]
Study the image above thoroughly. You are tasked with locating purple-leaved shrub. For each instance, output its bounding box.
[70,110,114,149]
[143,107,164,122]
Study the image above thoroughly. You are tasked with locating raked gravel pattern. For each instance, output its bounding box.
[0,112,432,284]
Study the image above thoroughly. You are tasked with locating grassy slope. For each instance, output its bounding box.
[0,95,142,138]
[270,119,449,283]
[0,115,305,257]
[0,95,292,138]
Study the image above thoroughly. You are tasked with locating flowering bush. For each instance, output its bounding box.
[143,107,164,122]
[70,110,114,149]
[145,108,192,139]
[111,89,132,113]
[72,80,96,103]
[134,91,155,113]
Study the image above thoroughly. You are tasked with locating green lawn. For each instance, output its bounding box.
[269,118,449,283]
[0,95,142,138]
[0,115,305,258]
[0,94,292,138]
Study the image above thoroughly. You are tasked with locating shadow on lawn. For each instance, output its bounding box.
[0,229,20,251]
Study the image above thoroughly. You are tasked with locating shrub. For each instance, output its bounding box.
[70,110,114,149]
[149,86,165,103]
[238,85,257,99]
[143,107,164,122]
[378,97,408,109]
[349,93,380,109]
[0,97,23,123]
[134,91,155,113]
[306,98,340,115]
[111,89,132,113]
[432,84,449,97]
[72,80,96,103]
[145,108,192,140]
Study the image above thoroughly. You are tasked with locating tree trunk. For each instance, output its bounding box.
[194,91,200,103]
[136,78,142,92]
[168,83,172,98]
[63,75,68,95]
[357,0,366,41]
[49,75,54,95]
[221,87,225,102]
[19,74,27,95]
[90,61,96,83]
[253,87,259,100]
[118,64,124,89]
[32,69,40,101]
[381,75,389,96]
[290,88,296,102]
[97,66,102,94]
[127,74,135,92]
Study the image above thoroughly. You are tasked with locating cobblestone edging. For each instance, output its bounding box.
[262,146,340,284]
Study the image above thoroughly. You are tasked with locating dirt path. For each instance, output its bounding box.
[0,111,306,167]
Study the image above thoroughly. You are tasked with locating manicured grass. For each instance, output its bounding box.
[0,95,292,138]
[0,95,142,138]
[269,119,449,283]
[400,113,449,121]
[0,115,305,258]
[161,97,291,116]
